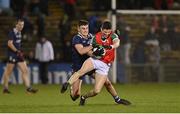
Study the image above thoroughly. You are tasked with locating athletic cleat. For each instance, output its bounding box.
[79,96,86,106]
[115,98,131,105]
[61,82,69,93]
[26,88,38,94]
[70,94,80,101]
[3,89,11,94]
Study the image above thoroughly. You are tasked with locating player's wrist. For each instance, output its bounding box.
[110,45,114,49]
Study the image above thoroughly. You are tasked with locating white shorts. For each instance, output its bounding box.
[90,57,110,76]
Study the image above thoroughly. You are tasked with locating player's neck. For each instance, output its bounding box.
[78,32,88,39]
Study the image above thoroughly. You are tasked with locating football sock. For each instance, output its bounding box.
[114,96,121,102]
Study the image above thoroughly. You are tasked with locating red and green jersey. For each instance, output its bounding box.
[93,32,119,64]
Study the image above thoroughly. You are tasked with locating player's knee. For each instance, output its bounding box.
[21,69,28,75]
[104,80,112,87]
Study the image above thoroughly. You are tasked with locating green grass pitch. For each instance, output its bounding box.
[0,83,180,113]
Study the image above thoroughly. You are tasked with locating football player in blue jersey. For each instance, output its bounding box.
[62,20,130,105]
[2,19,38,94]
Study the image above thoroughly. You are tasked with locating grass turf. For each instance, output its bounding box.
[0,83,180,113]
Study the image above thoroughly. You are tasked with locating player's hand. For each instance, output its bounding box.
[102,44,113,49]
[93,46,105,57]
[16,50,24,60]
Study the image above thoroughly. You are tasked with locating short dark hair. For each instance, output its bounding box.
[78,20,89,27]
[101,21,112,29]
[15,18,24,25]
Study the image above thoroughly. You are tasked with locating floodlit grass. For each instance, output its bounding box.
[0,83,180,113]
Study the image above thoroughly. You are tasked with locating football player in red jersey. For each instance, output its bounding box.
[61,20,131,106]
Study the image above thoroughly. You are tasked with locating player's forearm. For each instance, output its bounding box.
[112,39,120,49]
[78,46,93,55]
[7,40,18,52]
[87,50,93,57]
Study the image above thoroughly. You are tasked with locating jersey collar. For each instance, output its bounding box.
[13,28,21,34]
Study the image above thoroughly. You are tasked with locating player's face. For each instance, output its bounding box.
[16,21,24,32]
[101,29,112,38]
[79,25,89,37]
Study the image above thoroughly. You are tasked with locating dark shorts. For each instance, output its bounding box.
[7,55,24,64]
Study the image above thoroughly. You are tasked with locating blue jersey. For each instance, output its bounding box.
[72,33,92,71]
[7,28,23,63]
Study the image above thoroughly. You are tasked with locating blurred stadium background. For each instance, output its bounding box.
[0,0,180,112]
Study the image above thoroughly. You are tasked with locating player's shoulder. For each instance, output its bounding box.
[8,29,14,35]
[72,34,83,44]
[73,34,82,40]
[111,33,119,40]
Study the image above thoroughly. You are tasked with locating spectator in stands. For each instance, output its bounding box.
[159,15,178,50]
[155,0,174,9]
[117,15,131,65]
[145,42,161,82]
[144,26,160,82]
[35,36,54,84]
[36,13,46,37]
[39,0,49,16]
[151,15,160,32]
[158,27,172,51]
[10,0,26,17]
[140,0,155,9]
[0,0,13,16]
[29,0,40,15]
[92,0,110,11]
[88,14,101,34]
[22,12,34,41]
[160,15,175,31]
[144,26,159,44]
[58,14,71,61]
[64,0,76,18]
[132,41,146,64]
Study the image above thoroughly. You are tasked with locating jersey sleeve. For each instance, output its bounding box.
[72,35,82,46]
[91,35,98,46]
[111,33,119,41]
[8,31,14,41]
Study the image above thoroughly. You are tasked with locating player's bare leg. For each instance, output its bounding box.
[68,58,94,84]
[18,62,38,93]
[104,78,131,105]
[104,78,118,96]
[2,63,15,94]
[61,58,94,93]
[70,79,82,101]
[79,73,107,106]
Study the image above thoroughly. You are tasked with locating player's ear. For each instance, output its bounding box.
[77,26,80,32]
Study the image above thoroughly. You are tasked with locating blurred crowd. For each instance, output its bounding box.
[0,0,179,65]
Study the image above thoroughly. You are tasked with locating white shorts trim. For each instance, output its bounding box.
[89,57,110,76]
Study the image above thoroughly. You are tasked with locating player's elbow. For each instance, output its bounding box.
[79,51,86,55]
[78,50,88,55]
[113,41,120,48]
[7,41,12,47]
